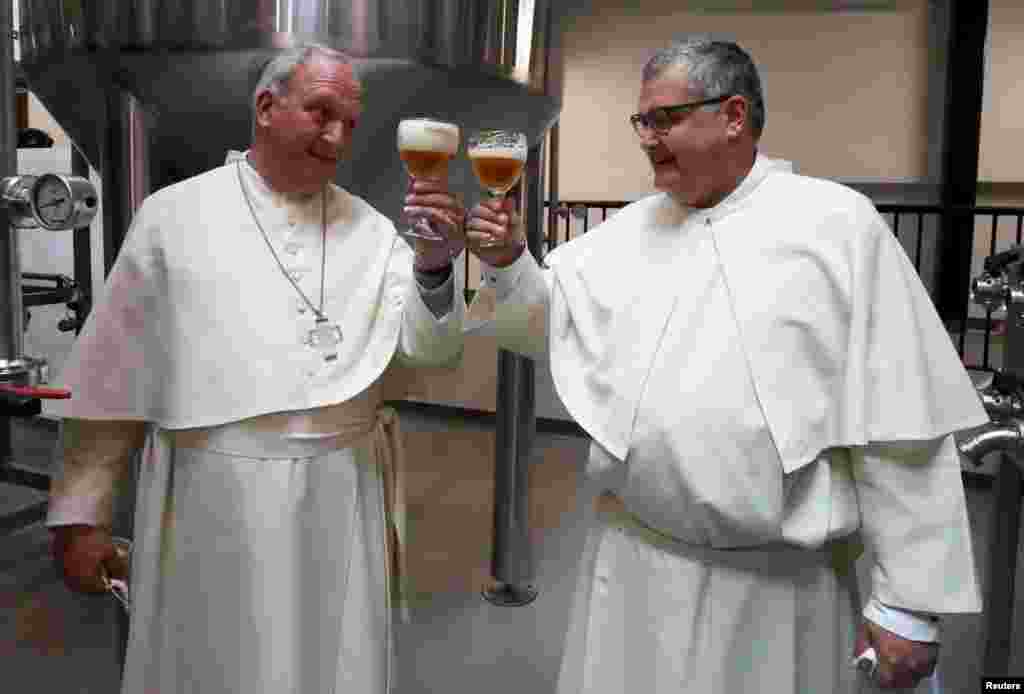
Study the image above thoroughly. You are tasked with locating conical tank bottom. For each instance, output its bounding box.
[17,0,570,215]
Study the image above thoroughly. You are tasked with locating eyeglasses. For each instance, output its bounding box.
[629,95,732,137]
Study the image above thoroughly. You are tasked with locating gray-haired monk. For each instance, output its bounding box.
[47,43,465,693]
[465,38,985,693]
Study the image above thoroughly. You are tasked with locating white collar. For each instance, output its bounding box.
[668,152,782,222]
[226,149,323,210]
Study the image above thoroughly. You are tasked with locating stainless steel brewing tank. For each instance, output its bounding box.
[17,0,577,222]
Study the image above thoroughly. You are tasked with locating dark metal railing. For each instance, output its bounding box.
[544,200,628,250]
[540,200,1024,373]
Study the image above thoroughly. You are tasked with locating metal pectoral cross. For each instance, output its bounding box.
[306,316,343,362]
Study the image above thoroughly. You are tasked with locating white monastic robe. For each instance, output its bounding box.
[468,154,987,693]
[45,154,465,694]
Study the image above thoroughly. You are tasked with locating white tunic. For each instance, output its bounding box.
[46,155,465,693]
[469,154,987,692]
[45,156,464,427]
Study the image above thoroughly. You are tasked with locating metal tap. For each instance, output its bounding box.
[958,420,1024,466]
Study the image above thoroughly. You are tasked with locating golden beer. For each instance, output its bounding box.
[396,117,460,240]
[466,129,528,247]
[397,119,459,179]
[468,152,526,195]
[399,148,453,180]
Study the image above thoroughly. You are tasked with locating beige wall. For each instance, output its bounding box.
[558,0,932,201]
[979,0,1024,183]
[556,0,1024,199]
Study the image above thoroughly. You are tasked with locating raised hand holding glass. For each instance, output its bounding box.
[467,129,527,247]
[397,117,460,241]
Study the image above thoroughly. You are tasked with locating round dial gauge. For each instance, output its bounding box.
[32,175,74,229]
[29,174,97,230]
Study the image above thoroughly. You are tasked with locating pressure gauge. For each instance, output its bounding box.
[29,174,98,230]
[0,173,98,230]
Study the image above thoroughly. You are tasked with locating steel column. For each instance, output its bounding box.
[484,141,544,607]
[0,0,24,470]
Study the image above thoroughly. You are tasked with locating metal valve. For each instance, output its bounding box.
[971,245,1024,322]
[972,273,1010,313]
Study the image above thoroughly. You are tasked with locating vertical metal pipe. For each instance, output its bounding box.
[984,452,1022,677]
[483,141,544,607]
[547,123,559,252]
[524,142,545,275]
[126,96,150,215]
[487,350,535,594]
[981,273,1024,675]
[70,144,93,332]
[0,0,23,468]
[100,85,132,275]
[0,0,22,363]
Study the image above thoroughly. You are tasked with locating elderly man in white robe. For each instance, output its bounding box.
[45,44,466,693]
[464,38,987,693]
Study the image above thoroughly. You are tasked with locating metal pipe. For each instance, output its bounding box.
[984,453,1023,676]
[484,349,536,606]
[483,141,545,607]
[957,422,1024,467]
[0,0,23,470]
[0,0,22,363]
[547,123,559,250]
[100,85,132,274]
[70,144,93,332]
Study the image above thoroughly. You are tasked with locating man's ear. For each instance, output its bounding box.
[723,95,748,139]
[254,90,277,129]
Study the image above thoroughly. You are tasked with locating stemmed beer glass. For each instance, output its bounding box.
[397,117,460,241]
[467,129,527,247]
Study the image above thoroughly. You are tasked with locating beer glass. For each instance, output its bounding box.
[397,117,460,241]
[467,129,527,247]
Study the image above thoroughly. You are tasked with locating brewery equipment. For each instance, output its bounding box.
[0,170,89,517]
[0,0,80,537]
[958,245,1024,676]
[960,245,1024,463]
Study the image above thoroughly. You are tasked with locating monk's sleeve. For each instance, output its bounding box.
[44,196,170,527]
[851,436,982,616]
[394,241,466,368]
[47,418,147,529]
[466,249,552,361]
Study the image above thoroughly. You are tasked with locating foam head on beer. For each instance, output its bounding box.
[397,118,460,180]
[468,144,527,196]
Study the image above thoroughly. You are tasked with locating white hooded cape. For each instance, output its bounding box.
[45,163,426,427]
[540,155,987,473]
